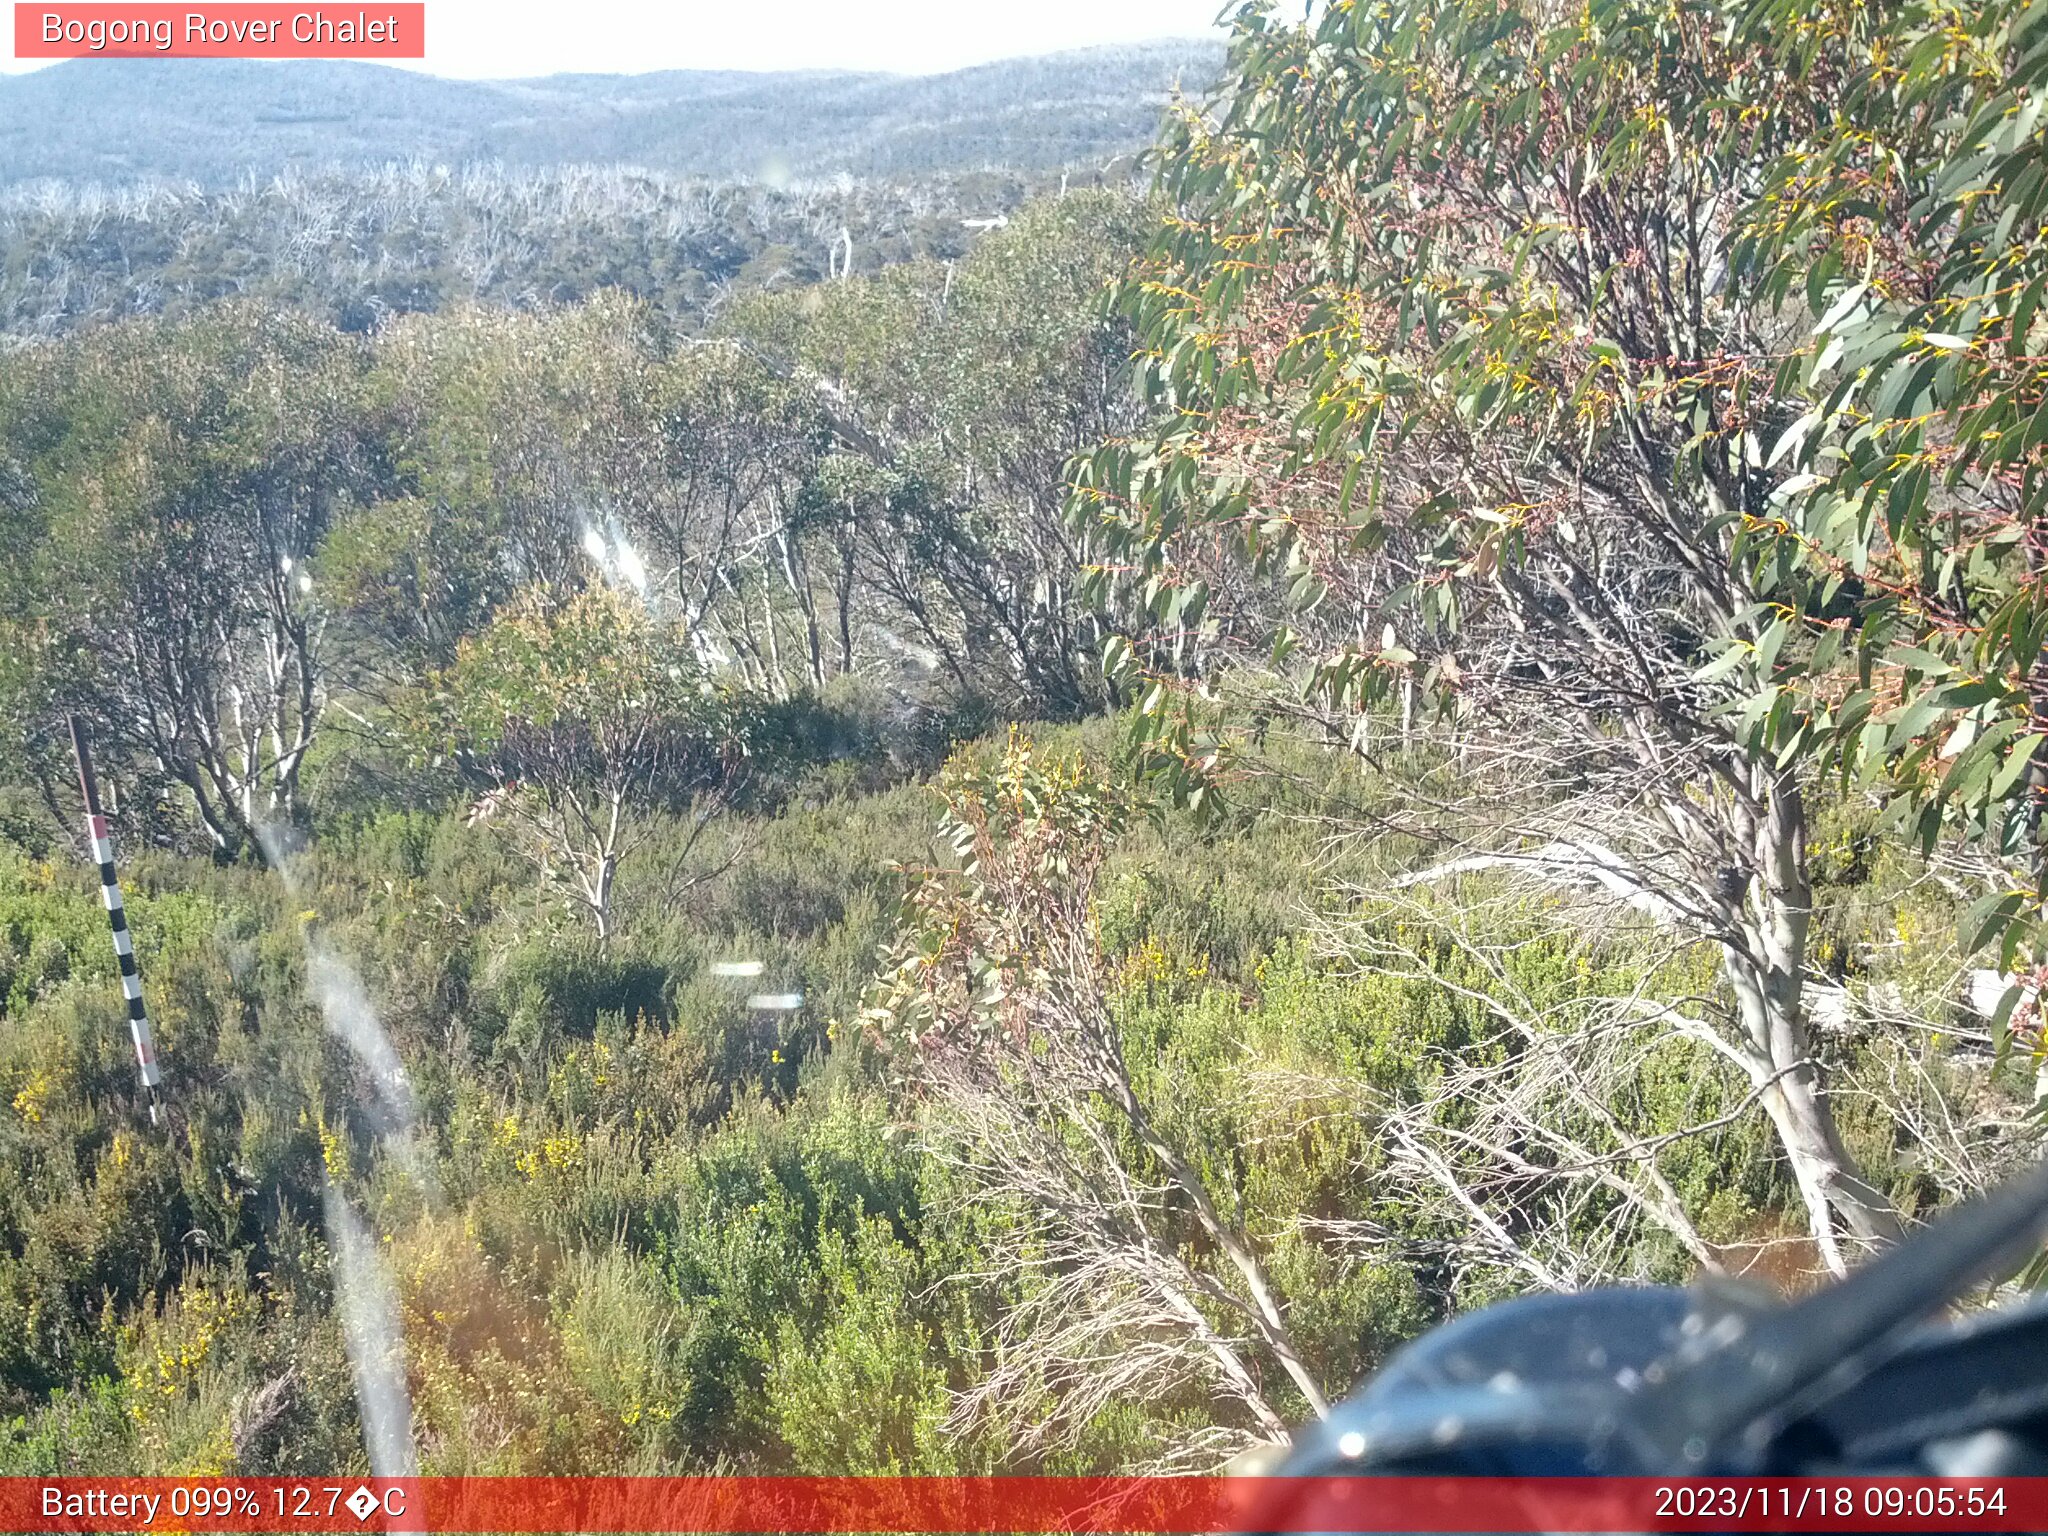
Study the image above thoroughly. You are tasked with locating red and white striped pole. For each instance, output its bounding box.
[68,715,163,1125]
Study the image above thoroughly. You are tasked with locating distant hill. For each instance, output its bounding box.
[0,42,1225,187]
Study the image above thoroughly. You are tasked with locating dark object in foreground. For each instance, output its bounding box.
[1272,1158,2048,1497]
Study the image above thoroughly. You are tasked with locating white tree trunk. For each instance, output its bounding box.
[1728,780,1902,1276]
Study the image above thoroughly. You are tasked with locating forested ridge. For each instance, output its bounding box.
[0,45,1224,187]
[3,0,2048,1478]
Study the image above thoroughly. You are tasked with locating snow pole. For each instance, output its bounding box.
[68,715,163,1125]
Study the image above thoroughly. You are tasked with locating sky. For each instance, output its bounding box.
[2,0,1233,76]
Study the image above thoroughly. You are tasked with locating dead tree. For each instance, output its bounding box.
[867,739,1328,1461]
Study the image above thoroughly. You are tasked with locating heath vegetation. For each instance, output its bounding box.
[3,0,2047,1475]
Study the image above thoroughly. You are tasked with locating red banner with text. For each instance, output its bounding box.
[14,4,423,59]
[3,1477,2045,1534]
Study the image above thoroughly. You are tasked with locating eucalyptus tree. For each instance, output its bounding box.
[1731,0,2048,1016]
[324,295,660,686]
[0,305,376,857]
[736,192,1144,716]
[419,583,753,942]
[638,338,833,696]
[866,737,1331,1454]
[1077,0,1919,1270]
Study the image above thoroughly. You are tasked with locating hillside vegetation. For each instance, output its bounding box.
[0,163,1090,338]
[3,0,2048,1477]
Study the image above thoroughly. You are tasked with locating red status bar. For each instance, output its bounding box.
[3,1476,2042,1533]
[14,5,424,59]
